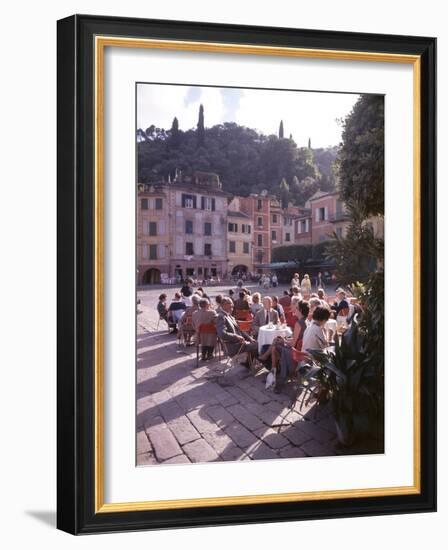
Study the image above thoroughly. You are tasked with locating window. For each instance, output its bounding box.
[247,224,251,234]
[201,196,216,211]
[285,233,291,242]
[204,222,212,236]
[272,214,278,224]
[149,221,157,236]
[228,222,237,232]
[257,216,263,227]
[149,244,157,259]
[257,199,263,211]
[185,220,193,234]
[316,206,327,222]
[271,230,277,241]
[182,193,196,208]
[155,198,163,210]
[242,223,250,234]
[243,242,249,254]
[185,242,194,255]
[257,234,263,246]
[204,243,212,256]
[141,198,148,210]
[299,220,308,234]
[229,241,236,253]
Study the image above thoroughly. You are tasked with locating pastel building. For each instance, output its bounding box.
[227,196,253,276]
[137,172,230,284]
[309,191,351,244]
[137,183,170,284]
[239,193,271,273]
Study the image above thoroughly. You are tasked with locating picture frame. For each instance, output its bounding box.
[57,14,436,534]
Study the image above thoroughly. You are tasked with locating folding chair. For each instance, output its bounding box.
[218,339,249,374]
[237,320,252,334]
[235,309,253,321]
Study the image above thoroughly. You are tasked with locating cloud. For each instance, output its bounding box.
[184,86,202,107]
[220,88,244,122]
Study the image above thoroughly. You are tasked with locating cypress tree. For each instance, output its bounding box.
[197,104,205,146]
[279,120,284,139]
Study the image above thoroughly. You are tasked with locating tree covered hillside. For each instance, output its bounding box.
[137,105,340,206]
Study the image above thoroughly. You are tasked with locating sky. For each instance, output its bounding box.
[137,83,360,148]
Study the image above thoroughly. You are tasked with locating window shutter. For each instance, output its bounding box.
[181,194,186,207]
[159,219,165,235]
[306,219,309,233]
[298,222,302,234]
[324,207,328,221]
[201,196,205,210]
[212,198,216,211]
[315,209,319,222]
[158,244,166,258]
[192,195,197,209]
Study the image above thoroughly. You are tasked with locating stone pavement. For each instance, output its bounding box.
[136,296,341,466]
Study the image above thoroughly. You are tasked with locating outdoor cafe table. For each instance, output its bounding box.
[257,324,292,353]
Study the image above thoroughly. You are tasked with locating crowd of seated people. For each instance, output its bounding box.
[154,281,361,388]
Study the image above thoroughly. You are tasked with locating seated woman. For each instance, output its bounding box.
[167,292,187,334]
[259,301,309,377]
[157,293,168,324]
[250,292,263,316]
[179,294,200,344]
[274,302,330,392]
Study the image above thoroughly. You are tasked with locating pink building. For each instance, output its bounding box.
[308,191,350,244]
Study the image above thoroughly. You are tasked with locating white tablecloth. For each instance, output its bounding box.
[258,325,292,353]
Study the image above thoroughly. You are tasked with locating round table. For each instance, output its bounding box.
[258,324,292,353]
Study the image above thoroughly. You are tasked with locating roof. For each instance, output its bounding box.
[227,210,251,219]
[308,190,339,202]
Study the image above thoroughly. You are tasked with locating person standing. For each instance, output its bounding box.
[300,274,312,298]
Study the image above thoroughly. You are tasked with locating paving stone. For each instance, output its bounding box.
[254,427,289,449]
[224,421,259,449]
[202,429,246,461]
[204,405,235,428]
[162,454,191,464]
[183,439,220,463]
[167,416,201,445]
[158,400,184,423]
[226,385,252,404]
[279,446,307,459]
[295,419,335,444]
[186,408,218,434]
[237,381,271,404]
[301,439,336,457]
[280,426,312,447]
[136,430,152,455]
[147,420,183,461]
[245,441,278,460]
[136,453,159,466]
[214,390,239,408]
[227,404,264,431]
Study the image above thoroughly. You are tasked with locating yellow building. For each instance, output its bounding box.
[137,183,170,284]
[227,196,253,276]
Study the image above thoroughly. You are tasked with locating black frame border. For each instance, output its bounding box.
[57,14,436,534]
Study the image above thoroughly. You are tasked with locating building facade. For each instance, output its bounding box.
[239,193,271,273]
[309,191,351,244]
[137,172,230,284]
[227,197,253,276]
[137,184,170,284]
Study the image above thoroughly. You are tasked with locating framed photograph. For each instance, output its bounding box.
[57,14,436,534]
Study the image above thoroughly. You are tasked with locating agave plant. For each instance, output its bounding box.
[297,316,383,446]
